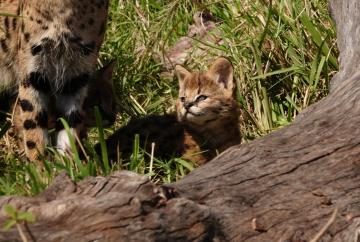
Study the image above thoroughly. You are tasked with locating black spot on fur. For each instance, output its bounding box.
[39,37,55,50]
[66,19,73,28]
[60,73,89,94]
[23,72,50,92]
[42,25,49,30]
[41,37,55,45]
[69,36,82,44]
[36,111,48,128]
[36,19,42,24]
[80,41,96,56]
[31,44,42,55]
[24,120,37,130]
[24,33,30,42]
[12,18,17,30]
[26,141,36,149]
[41,10,53,22]
[4,17,9,31]
[80,23,86,29]
[19,99,34,112]
[88,18,94,25]
[0,39,8,52]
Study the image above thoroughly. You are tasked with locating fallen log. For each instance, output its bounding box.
[0,171,221,241]
[1,0,360,241]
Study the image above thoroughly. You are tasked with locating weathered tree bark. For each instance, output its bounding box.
[0,171,220,241]
[1,0,360,241]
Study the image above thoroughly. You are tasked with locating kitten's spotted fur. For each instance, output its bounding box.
[0,0,109,160]
[97,57,241,165]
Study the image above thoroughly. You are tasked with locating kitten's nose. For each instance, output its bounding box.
[184,102,194,110]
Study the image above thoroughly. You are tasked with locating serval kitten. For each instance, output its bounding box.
[0,0,109,161]
[96,57,241,165]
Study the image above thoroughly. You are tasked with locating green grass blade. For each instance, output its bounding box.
[59,118,87,178]
[94,107,110,175]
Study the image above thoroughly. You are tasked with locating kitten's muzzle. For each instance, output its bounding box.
[184,101,194,110]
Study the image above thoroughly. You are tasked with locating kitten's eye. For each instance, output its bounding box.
[196,95,208,102]
[180,97,186,102]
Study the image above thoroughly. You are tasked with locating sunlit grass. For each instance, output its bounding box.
[0,0,337,195]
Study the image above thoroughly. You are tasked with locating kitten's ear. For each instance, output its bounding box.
[85,60,117,127]
[175,65,191,84]
[207,57,234,96]
[97,60,117,87]
[97,60,117,113]
[95,61,117,123]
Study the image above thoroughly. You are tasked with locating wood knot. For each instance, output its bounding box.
[251,218,267,233]
[150,186,179,208]
[159,186,178,200]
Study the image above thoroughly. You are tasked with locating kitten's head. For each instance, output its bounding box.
[83,61,118,127]
[175,57,236,126]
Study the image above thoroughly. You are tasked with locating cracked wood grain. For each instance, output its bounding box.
[0,171,223,242]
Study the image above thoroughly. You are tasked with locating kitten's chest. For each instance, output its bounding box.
[138,119,214,164]
[104,115,213,165]
[181,130,213,166]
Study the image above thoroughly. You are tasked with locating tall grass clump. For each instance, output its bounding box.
[101,0,337,137]
[0,0,338,195]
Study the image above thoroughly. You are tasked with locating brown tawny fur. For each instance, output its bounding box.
[97,57,241,165]
[0,0,110,161]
